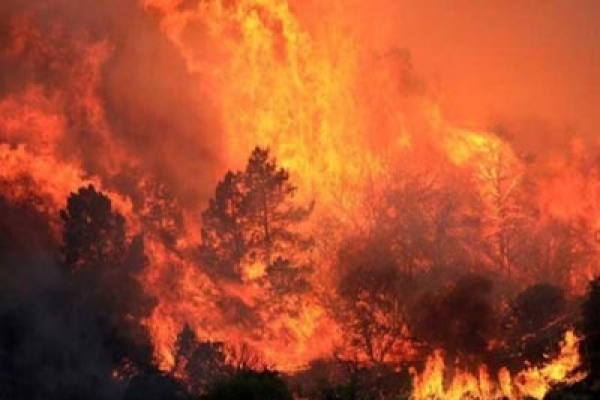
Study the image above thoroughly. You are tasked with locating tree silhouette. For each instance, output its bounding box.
[172,324,232,395]
[369,171,482,277]
[337,235,411,365]
[502,283,567,366]
[202,370,292,400]
[581,277,600,380]
[200,147,312,285]
[241,148,311,267]
[200,171,247,280]
[475,140,536,276]
[0,195,123,400]
[187,340,231,395]
[412,275,498,364]
[60,184,156,370]
[61,184,127,271]
[173,323,199,377]
[138,178,185,249]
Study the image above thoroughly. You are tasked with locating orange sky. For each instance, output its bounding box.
[344,0,599,154]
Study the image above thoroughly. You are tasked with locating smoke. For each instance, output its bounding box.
[0,0,596,378]
[0,194,122,399]
[2,0,597,206]
[292,0,600,155]
[393,0,600,153]
[0,0,224,210]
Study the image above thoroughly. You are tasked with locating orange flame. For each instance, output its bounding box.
[1,0,598,381]
[411,330,585,400]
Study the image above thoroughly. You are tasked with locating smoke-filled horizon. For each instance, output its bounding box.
[1,0,598,204]
[355,0,600,155]
[0,0,225,210]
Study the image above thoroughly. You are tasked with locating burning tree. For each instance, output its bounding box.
[370,170,483,277]
[332,171,489,366]
[336,235,412,365]
[532,217,598,289]
[172,324,230,395]
[200,146,313,287]
[136,177,185,250]
[200,170,246,280]
[475,140,537,276]
[0,1,597,398]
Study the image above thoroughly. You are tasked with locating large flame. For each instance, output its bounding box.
[142,0,469,215]
[135,1,524,368]
[411,330,584,400]
[0,0,597,383]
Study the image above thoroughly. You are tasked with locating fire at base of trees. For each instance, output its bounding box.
[1,145,600,400]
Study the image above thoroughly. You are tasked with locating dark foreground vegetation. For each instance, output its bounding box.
[544,278,600,400]
[1,148,599,400]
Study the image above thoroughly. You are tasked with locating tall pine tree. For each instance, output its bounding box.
[60,185,156,370]
[200,147,312,285]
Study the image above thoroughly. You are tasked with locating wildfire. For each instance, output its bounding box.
[0,0,597,396]
[411,330,585,400]
[135,0,524,368]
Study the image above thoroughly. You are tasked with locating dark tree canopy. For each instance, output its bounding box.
[412,274,498,364]
[510,284,566,334]
[200,147,312,314]
[200,171,246,280]
[172,324,232,395]
[61,184,127,271]
[581,277,600,379]
[336,235,411,365]
[201,371,292,400]
[0,189,197,400]
[501,283,567,367]
[60,184,157,370]
[0,195,121,400]
[124,370,191,400]
[200,147,313,288]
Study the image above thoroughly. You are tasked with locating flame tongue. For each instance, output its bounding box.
[411,330,584,400]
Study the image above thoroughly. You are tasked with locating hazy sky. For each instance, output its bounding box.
[351,0,599,152]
